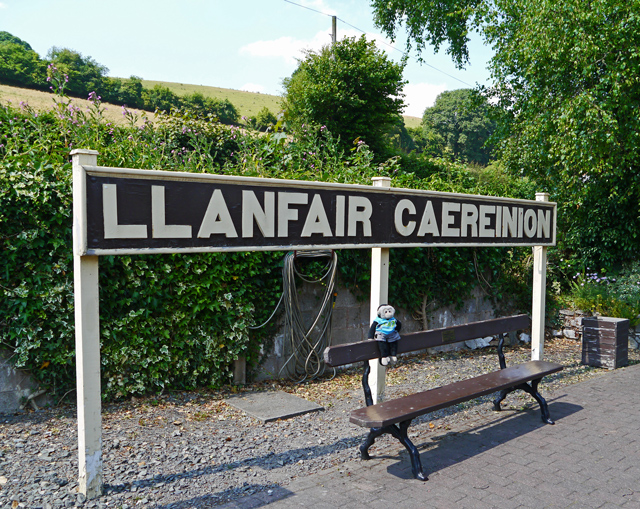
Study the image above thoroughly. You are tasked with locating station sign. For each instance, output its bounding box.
[75,166,556,255]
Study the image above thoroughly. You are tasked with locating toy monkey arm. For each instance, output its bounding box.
[396,319,402,333]
[367,322,378,339]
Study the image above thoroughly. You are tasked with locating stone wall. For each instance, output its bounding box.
[0,350,49,414]
[255,283,502,380]
[555,309,640,349]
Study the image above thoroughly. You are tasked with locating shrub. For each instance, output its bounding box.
[568,265,640,326]
[0,94,538,401]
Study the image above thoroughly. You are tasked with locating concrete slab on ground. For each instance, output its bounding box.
[225,390,323,422]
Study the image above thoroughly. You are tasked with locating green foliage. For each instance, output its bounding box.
[182,93,226,121]
[0,85,536,401]
[0,31,34,51]
[384,117,417,153]
[47,47,109,98]
[405,126,444,157]
[0,41,47,89]
[371,0,485,69]
[0,32,242,127]
[567,265,640,326]
[485,0,640,269]
[422,89,495,164]
[0,101,282,400]
[98,253,282,398]
[370,0,640,271]
[282,36,407,154]
[248,107,278,132]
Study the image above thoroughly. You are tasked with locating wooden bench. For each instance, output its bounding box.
[323,314,563,481]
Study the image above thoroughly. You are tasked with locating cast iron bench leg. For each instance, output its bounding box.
[492,377,554,425]
[389,420,427,481]
[523,378,554,425]
[359,420,427,481]
[359,427,385,460]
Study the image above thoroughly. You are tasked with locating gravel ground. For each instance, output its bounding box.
[1,338,638,509]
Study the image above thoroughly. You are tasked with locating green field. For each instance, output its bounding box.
[403,115,421,129]
[140,80,284,119]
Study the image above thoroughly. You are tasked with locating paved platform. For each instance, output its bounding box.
[224,363,640,508]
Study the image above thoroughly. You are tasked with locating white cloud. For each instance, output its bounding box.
[240,27,406,68]
[240,83,265,93]
[239,30,335,65]
[0,2,7,8]
[402,82,448,118]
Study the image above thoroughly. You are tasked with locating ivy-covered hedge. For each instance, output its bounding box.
[0,95,536,400]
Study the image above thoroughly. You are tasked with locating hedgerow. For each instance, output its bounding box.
[0,93,535,400]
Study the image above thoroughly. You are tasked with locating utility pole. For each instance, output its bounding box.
[331,15,336,45]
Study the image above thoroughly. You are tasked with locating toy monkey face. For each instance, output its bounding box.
[378,305,395,319]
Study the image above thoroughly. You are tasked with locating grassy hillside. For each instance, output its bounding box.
[1,81,422,128]
[140,80,283,119]
[140,79,423,127]
[0,84,148,125]
[403,116,421,129]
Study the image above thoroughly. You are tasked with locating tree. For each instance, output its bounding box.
[0,42,47,89]
[143,84,179,112]
[47,47,108,97]
[248,107,278,132]
[0,31,34,51]
[282,35,407,154]
[371,0,640,268]
[422,89,495,164]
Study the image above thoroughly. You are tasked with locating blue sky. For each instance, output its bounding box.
[0,0,493,117]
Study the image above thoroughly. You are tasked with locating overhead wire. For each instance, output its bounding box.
[283,0,474,87]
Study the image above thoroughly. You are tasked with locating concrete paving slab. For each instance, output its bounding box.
[225,390,323,422]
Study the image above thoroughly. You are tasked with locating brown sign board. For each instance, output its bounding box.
[75,166,556,256]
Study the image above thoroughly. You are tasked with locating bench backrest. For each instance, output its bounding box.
[324,314,531,367]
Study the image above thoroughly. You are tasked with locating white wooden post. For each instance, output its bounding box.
[71,149,103,498]
[531,192,549,361]
[369,176,391,404]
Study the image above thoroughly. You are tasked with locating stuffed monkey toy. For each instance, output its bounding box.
[368,304,402,366]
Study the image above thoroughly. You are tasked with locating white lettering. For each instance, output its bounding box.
[348,196,372,237]
[278,192,308,237]
[197,189,238,238]
[394,199,416,236]
[151,186,192,239]
[461,204,479,237]
[302,194,332,237]
[503,207,518,237]
[495,206,503,237]
[335,195,346,237]
[102,184,148,239]
[537,209,551,238]
[242,190,275,238]
[441,202,461,237]
[518,207,524,237]
[479,205,495,238]
[524,209,537,237]
[417,201,440,236]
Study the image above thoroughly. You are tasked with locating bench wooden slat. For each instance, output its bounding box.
[349,360,563,428]
[325,314,531,367]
